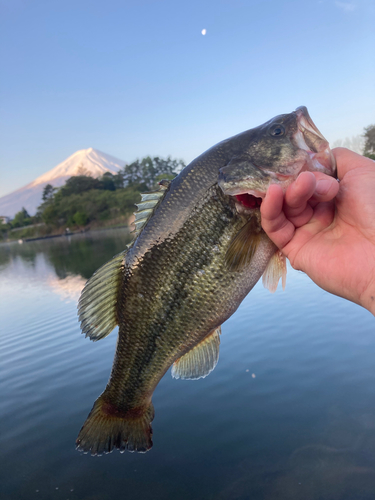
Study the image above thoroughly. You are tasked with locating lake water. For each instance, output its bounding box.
[1,228,375,500]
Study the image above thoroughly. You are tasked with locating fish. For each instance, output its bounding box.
[76,106,336,455]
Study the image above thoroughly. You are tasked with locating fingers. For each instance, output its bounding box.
[309,171,340,205]
[332,147,374,179]
[281,200,336,269]
[283,171,339,217]
[283,172,316,226]
[261,172,339,251]
[261,184,296,250]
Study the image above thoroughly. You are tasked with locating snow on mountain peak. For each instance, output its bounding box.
[0,148,126,218]
[30,148,125,187]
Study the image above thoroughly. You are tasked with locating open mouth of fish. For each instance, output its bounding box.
[219,106,337,212]
[294,106,336,177]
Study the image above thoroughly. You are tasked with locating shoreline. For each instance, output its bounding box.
[2,223,131,244]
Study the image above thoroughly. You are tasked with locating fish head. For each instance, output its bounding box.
[218,106,336,205]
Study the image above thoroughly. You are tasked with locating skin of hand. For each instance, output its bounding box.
[260,148,375,315]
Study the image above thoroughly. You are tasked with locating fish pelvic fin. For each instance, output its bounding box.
[76,394,154,455]
[78,251,126,341]
[225,217,262,272]
[262,250,287,293]
[171,326,221,380]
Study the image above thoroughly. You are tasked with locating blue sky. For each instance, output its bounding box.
[0,0,374,197]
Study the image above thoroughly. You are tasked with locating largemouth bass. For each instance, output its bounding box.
[76,106,336,455]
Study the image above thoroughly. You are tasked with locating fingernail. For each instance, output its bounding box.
[315,179,331,195]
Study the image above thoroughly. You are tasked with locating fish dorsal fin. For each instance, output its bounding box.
[262,250,287,293]
[225,217,262,271]
[171,327,221,380]
[131,180,171,238]
[78,251,126,341]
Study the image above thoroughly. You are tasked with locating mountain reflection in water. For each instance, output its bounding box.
[1,227,375,500]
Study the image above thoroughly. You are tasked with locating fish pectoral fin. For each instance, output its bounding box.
[171,326,221,380]
[78,250,126,341]
[225,217,262,271]
[262,250,287,293]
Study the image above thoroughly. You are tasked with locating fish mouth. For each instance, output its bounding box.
[294,106,337,177]
[233,192,263,215]
[219,107,337,214]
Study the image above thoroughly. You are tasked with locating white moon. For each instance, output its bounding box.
[201,29,207,35]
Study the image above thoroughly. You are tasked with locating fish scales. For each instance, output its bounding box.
[108,185,272,405]
[126,143,245,267]
[76,106,336,455]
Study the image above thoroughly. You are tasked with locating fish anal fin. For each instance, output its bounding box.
[225,217,262,272]
[262,250,287,293]
[171,326,221,380]
[78,250,126,341]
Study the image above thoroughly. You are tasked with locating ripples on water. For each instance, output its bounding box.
[1,228,375,500]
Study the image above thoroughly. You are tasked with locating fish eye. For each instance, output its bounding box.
[269,124,285,137]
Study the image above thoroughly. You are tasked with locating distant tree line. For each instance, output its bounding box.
[332,124,375,159]
[7,207,33,229]
[0,156,185,239]
[363,124,375,160]
[36,155,185,228]
[1,126,374,241]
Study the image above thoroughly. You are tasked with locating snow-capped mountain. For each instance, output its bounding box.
[0,148,126,218]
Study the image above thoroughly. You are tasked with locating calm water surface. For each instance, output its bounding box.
[1,228,375,500]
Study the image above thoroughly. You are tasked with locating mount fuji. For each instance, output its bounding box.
[0,148,126,218]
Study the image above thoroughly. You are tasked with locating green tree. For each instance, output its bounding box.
[123,156,185,189]
[41,204,59,225]
[113,171,125,189]
[99,172,116,191]
[363,124,375,160]
[122,160,144,187]
[35,155,185,230]
[0,220,10,240]
[42,184,56,201]
[60,176,100,197]
[12,207,31,228]
[73,211,88,226]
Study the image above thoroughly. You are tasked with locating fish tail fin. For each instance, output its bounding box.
[76,394,154,455]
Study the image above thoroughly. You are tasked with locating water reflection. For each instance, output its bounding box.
[46,274,87,302]
[216,410,375,500]
[1,227,375,500]
[0,228,132,294]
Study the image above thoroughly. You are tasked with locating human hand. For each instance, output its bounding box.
[260,148,375,315]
